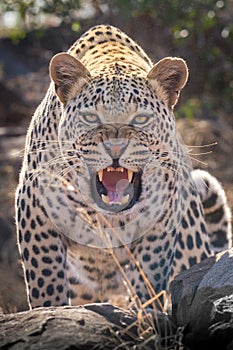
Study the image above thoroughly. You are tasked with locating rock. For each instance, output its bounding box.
[171,249,233,349]
[198,249,233,289]
[0,303,175,350]
[0,306,119,350]
[171,254,216,324]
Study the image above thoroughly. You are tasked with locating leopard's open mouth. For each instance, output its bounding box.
[91,159,142,212]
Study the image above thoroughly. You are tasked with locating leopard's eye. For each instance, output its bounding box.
[131,115,150,125]
[81,114,99,124]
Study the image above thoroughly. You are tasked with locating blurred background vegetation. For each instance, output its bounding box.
[1,0,233,121]
[0,0,232,312]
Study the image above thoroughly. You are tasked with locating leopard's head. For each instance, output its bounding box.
[49,53,189,243]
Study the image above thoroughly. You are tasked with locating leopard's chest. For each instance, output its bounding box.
[66,242,130,302]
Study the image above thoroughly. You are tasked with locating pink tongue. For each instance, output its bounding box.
[102,169,129,202]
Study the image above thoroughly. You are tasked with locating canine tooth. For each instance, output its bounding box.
[101,194,110,204]
[127,170,133,182]
[121,194,129,205]
[98,169,103,181]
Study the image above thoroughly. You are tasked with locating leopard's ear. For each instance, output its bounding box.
[147,57,188,108]
[50,53,91,105]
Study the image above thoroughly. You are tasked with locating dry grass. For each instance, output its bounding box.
[92,214,183,350]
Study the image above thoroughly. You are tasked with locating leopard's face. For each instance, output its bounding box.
[58,75,177,217]
[46,50,188,246]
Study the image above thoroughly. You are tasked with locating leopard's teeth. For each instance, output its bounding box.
[98,169,103,182]
[106,167,124,172]
[101,194,129,205]
[101,194,110,204]
[127,170,133,182]
[121,194,129,205]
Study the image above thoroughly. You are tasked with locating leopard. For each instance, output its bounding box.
[16,24,232,309]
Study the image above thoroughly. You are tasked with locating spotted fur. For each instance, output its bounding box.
[16,25,231,309]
